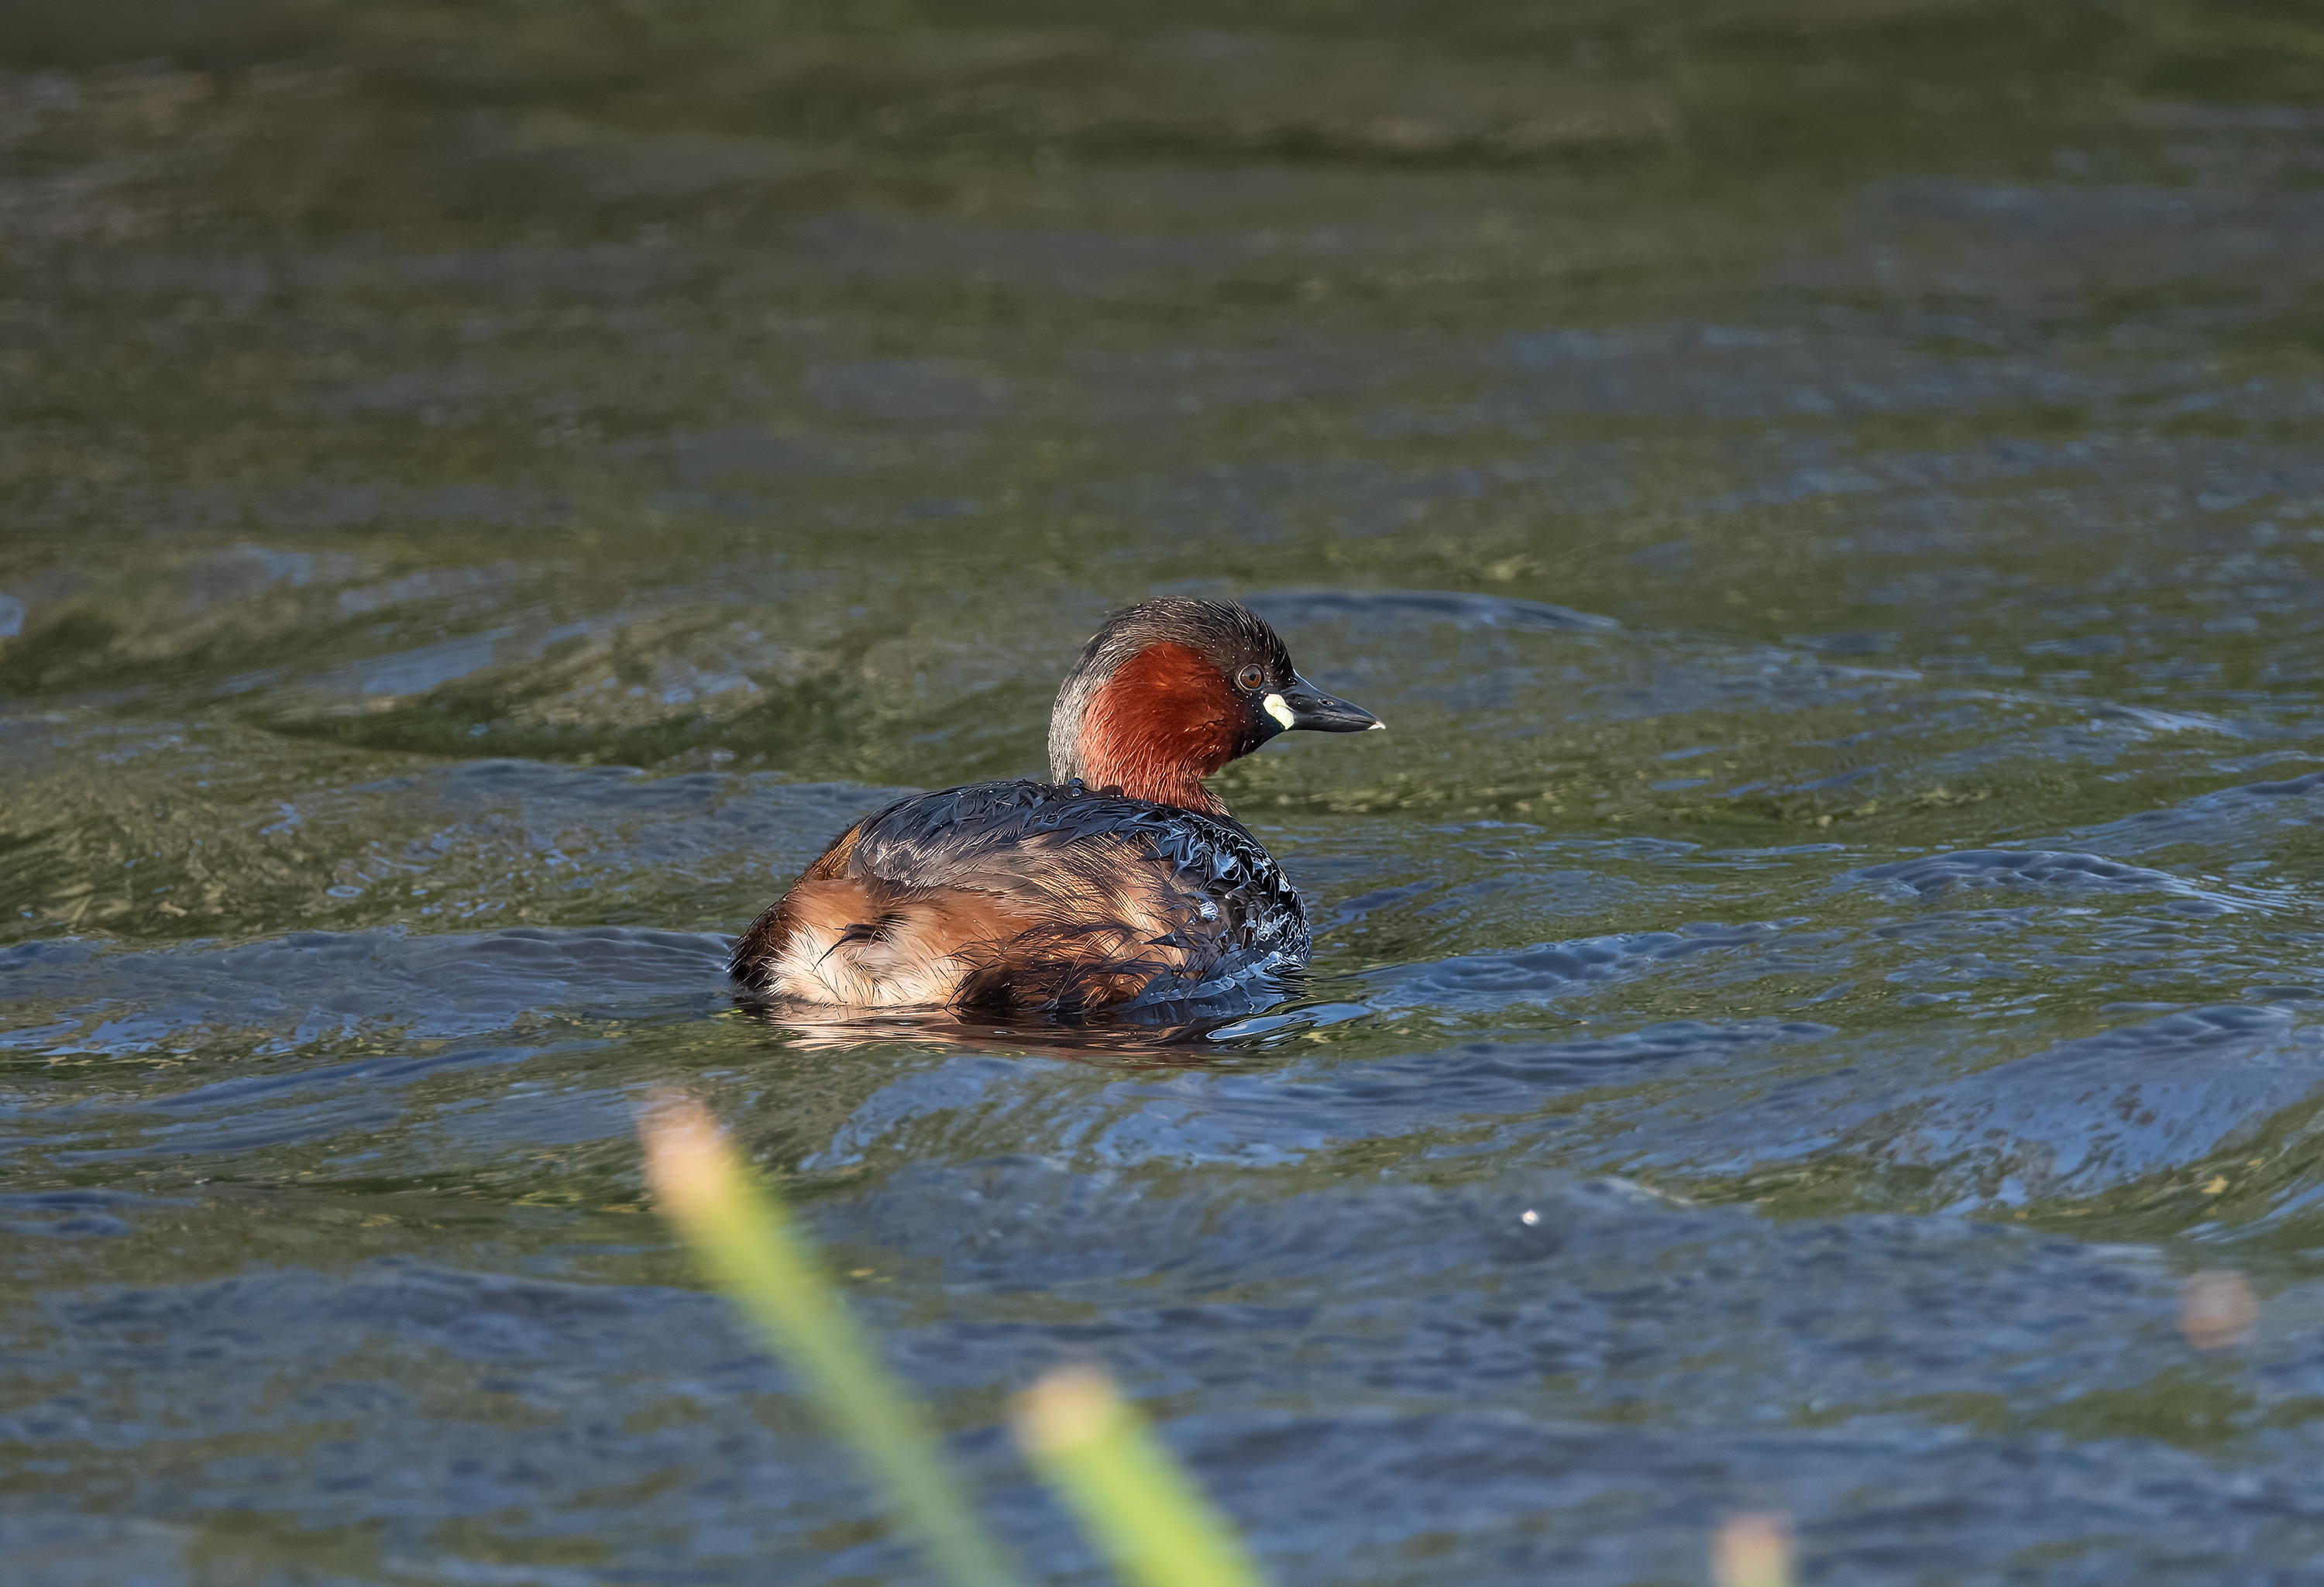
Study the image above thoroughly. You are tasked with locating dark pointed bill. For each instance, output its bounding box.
[1265,674,1382,733]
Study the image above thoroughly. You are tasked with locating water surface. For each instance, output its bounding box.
[9,4,2324,1582]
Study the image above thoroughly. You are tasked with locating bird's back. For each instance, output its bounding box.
[729,780,1307,1014]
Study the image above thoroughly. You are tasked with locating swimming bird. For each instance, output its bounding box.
[730,599,1380,1014]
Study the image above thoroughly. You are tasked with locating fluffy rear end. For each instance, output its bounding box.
[731,878,1038,1008]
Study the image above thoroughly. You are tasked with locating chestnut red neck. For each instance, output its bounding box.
[1074,641,1243,814]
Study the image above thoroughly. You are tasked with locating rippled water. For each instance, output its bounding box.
[9,4,2324,1582]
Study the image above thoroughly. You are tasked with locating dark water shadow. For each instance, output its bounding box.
[732,980,1329,1066]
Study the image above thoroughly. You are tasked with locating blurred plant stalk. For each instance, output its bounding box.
[641,1093,1271,1587]
[1711,1510,1796,1587]
[2181,1269,2257,1350]
[640,1094,1019,1587]
[1013,1365,1268,1587]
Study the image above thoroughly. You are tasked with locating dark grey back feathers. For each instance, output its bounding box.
[846,778,1308,1011]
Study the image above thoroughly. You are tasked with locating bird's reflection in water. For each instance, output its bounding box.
[734,982,1318,1067]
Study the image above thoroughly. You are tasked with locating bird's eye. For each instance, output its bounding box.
[1236,664,1266,691]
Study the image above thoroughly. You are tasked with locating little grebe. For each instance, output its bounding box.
[731,599,1379,1013]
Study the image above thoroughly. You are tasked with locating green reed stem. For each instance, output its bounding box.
[640,1098,1020,1587]
[1012,1365,1270,1587]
